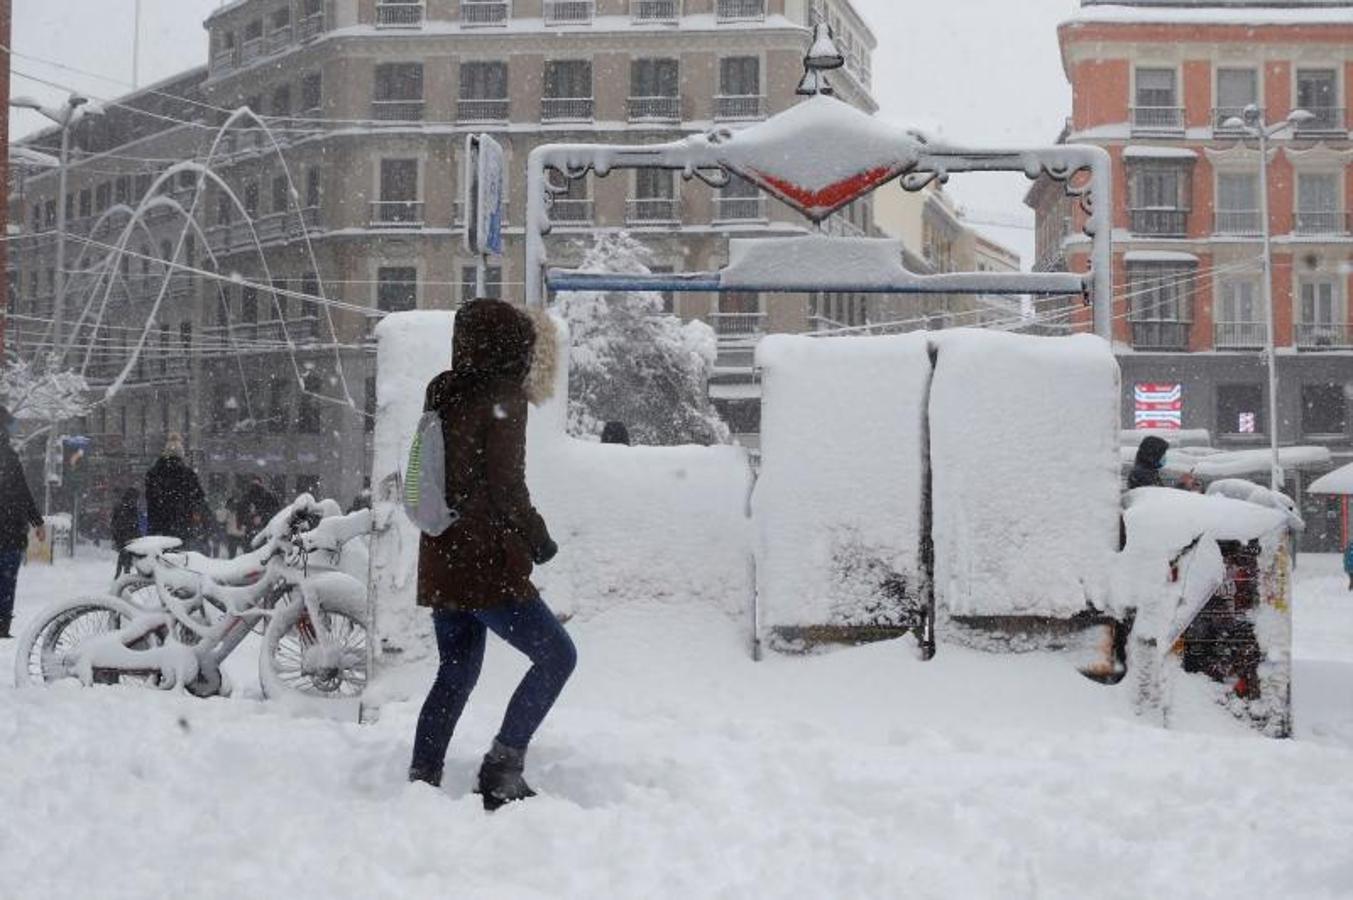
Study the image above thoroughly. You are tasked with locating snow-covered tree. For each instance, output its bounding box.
[556,233,730,446]
[0,354,92,448]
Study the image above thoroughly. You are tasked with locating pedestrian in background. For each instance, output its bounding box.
[1127,436,1169,490]
[0,405,46,639]
[145,433,211,550]
[110,486,143,578]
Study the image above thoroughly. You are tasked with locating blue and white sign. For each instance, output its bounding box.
[464,134,506,258]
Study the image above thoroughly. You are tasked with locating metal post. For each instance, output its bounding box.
[1256,121,1283,492]
[132,0,142,90]
[43,114,73,516]
[475,254,486,297]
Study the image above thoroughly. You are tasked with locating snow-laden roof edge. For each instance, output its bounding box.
[1123,146,1199,161]
[1124,250,1200,264]
[1066,4,1353,26]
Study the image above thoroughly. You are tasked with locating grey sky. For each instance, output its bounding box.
[10,0,1081,264]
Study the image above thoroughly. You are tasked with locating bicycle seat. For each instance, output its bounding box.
[178,550,268,585]
[125,536,183,558]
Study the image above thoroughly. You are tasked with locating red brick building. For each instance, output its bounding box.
[1029,0,1353,550]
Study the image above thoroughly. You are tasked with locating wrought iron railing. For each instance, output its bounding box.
[462,0,510,25]
[714,94,763,120]
[241,37,265,63]
[1294,210,1348,235]
[547,198,593,223]
[376,1,425,27]
[457,98,510,121]
[1130,106,1185,132]
[627,96,680,121]
[1214,321,1267,349]
[626,198,680,224]
[266,25,293,55]
[1130,208,1189,237]
[1131,320,1191,351]
[541,97,594,121]
[715,196,765,222]
[710,311,765,339]
[1214,210,1262,236]
[716,0,764,21]
[1294,107,1346,134]
[298,12,325,40]
[632,0,679,22]
[369,200,425,227]
[1296,322,1353,349]
[544,0,594,24]
[371,99,425,121]
[1213,106,1262,132]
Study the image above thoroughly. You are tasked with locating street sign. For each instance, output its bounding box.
[464,134,506,258]
[44,434,63,487]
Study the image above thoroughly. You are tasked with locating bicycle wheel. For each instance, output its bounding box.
[260,577,369,702]
[14,596,161,688]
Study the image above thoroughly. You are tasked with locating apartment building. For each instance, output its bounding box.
[9,0,878,517]
[1027,0,1353,550]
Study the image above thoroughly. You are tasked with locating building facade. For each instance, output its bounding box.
[1029,0,1353,550]
[9,0,878,522]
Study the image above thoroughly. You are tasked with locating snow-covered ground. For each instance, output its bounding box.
[3,552,1352,899]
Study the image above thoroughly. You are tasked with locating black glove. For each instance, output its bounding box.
[533,538,558,565]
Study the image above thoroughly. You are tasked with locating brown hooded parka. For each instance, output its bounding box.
[416,299,556,610]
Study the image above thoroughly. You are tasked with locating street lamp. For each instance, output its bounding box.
[9,92,91,512]
[1221,103,1313,492]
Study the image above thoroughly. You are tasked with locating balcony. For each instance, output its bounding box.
[298,11,325,40]
[462,0,509,25]
[544,0,594,24]
[1214,210,1262,236]
[1129,208,1189,237]
[369,200,425,227]
[632,0,679,22]
[1130,106,1185,134]
[1293,107,1347,135]
[209,51,238,79]
[371,99,425,122]
[457,98,509,122]
[376,1,425,27]
[1294,210,1349,236]
[716,0,764,21]
[266,25,293,55]
[710,312,766,340]
[1131,320,1191,351]
[241,37,265,64]
[715,196,766,222]
[1213,106,1262,133]
[547,198,593,223]
[1214,321,1267,349]
[628,95,680,122]
[541,97,594,122]
[714,94,764,121]
[1296,322,1353,349]
[256,211,289,244]
[626,198,680,225]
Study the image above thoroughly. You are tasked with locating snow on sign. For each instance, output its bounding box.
[464,134,505,257]
[1134,383,1182,429]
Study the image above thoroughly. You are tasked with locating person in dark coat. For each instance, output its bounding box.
[144,433,210,548]
[0,405,45,639]
[238,477,283,546]
[408,299,574,810]
[1127,435,1169,490]
[600,421,631,445]
[110,486,143,578]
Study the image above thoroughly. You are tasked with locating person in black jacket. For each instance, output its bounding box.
[239,476,283,546]
[144,433,210,549]
[0,405,46,639]
[110,487,142,578]
[1127,435,1169,490]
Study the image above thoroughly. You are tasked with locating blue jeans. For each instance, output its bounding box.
[0,549,23,626]
[411,597,577,775]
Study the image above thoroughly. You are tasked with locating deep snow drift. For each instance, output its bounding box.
[3,552,1353,899]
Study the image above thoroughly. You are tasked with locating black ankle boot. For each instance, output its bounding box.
[476,740,536,811]
[407,763,443,789]
[0,617,11,640]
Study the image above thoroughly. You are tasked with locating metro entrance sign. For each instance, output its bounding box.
[516,26,1115,338]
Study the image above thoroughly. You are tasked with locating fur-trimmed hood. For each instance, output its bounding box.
[449,299,558,407]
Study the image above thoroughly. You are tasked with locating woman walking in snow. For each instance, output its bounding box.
[408,298,574,811]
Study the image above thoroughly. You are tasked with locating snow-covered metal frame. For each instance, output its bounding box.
[523,95,1114,338]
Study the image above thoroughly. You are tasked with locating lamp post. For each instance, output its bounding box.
[10,93,90,512]
[1222,103,1315,492]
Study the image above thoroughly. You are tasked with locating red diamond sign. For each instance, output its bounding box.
[715,95,925,223]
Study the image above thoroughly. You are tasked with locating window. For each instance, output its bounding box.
[65,193,74,220]
[306,169,321,208]
[720,57,760,96]
[180,321,193,353]
[377,158,420,223]
[374,62,423,101]
[115,175,130,205]
[1302,383,1347,436]
[271,84,292,117]
[459,61,509,120]
[632,58,678,98]
[1128,265,1192,321]
[544,59,591,98]
[244,19,264,42]
[135,174,151,199]
[243,181,260,218]
[635,169,674,200]
[95,183,111,212]
[1296,69,1339,129]
[461,265,503,301]
[216,193,232,226]
[1135,67,1176,109]
[1217,384,1265,436]
[272,278,290,320]
[297,371,322,434]
[43,201,55,229]
[1215,172,1259,233]
[1129,165,1190,235]
[1296,173,1340,233]
[267,378,290,434]
[273,175,290,213]
[301,73,322,113]
[241,285,259,322]
[376,267,418,312]
[271,7,291,31]
[1216,68,1258,121]
[1297,278,1342,347]
[1217,279,1259,329]
[79,189,92,217]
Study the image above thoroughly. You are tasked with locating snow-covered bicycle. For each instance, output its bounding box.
[15,495,374,705]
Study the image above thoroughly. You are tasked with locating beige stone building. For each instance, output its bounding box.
[9,0,879,516]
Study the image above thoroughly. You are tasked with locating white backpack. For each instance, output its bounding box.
[402,410,460,536]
